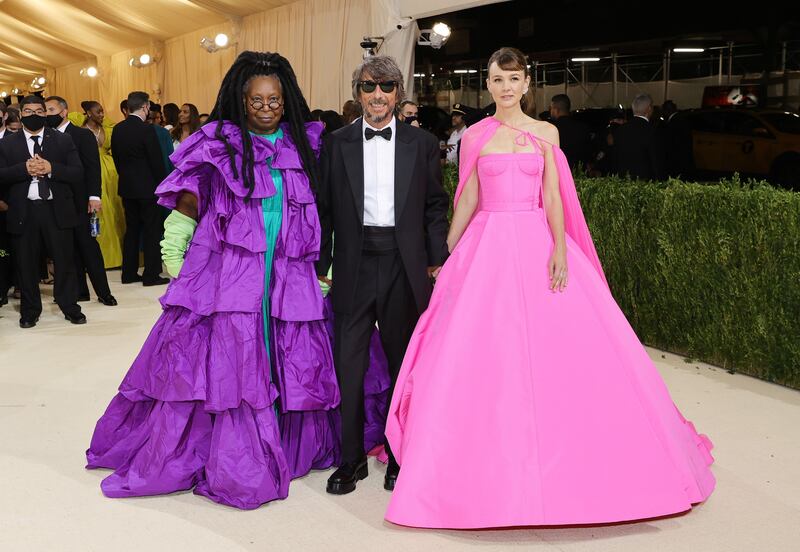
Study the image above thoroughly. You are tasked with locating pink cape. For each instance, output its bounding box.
[454,116,608,287]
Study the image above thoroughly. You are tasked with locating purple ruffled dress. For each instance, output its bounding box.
[86,121,389,509]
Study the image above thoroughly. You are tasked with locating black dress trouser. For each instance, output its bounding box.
[122,197,162,283]
[73,211,111,298]
[12,200,81,321]
[334,227,420,466]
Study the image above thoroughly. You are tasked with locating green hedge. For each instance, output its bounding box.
[442,166,800,389]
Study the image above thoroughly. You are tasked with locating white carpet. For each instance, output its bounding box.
[1,276,798,552]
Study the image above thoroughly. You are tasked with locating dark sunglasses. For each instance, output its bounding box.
[358,80,398,94]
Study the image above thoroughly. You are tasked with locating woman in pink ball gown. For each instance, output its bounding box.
[384,47,715,529]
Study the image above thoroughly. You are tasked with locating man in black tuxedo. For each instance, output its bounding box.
[612,93,667,181]
[317,56,450,495]
[45,96,117,306]
[0,95,85,327]
[111,91,168,286]
[549,94,592,172]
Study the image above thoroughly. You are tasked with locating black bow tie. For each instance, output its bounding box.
[365,127,392,141]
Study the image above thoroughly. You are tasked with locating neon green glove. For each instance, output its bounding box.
[161,210,197,278]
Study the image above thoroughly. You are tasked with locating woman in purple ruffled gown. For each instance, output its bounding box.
[86,52,388,509]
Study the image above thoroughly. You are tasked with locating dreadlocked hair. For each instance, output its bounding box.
[207,50,319,200]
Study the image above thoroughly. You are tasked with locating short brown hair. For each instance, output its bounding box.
[487,47,529,77]
[487,47,534,113]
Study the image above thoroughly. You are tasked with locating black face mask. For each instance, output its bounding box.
[404,116,418,125]
[46,114,64,128]
[22,114,46,132]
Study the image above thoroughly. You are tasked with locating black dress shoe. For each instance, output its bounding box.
[121,274,142,284]
[98,294,118,306]
[143,276,170,287]
[77,294,91,302]
[384,462,400,491]
[19,317,39,329]
[65,312,87,325]
[326,458,368,495]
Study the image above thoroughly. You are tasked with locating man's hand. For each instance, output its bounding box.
[26,155,51,177]
[34,155,52,176]
[427,266,442,279]
[88,199,102,213]
[318,275,332,287]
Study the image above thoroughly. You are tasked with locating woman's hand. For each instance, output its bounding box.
[548,244,568,292]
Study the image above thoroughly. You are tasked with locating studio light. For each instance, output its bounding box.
[201,33,234,53]
[0,91,7,98]
[359,36,384,58]
[37,76,46,85]
[418,22,451,50]
[129,54,155,68]
[11,88,20,95]
[80,66,99,78]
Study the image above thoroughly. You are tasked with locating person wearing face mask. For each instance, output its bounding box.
[110,91,169,286]
[397,100,420,127]
[4,108,22,134]
[45,96,116,307]
[382,47,714,529]
[0,95,86,328]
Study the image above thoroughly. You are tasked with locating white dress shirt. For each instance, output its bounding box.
[55,120,100,202]
[446,125,466,165]
[24,129,52,200]
[362,116,396,227]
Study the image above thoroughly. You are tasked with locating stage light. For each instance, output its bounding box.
[201,33,234,53]
[215,33,229,48]
[80,66,99,78]
[419,22,451,50]
[0,91,7,98]
[37,76,46,85]
[130,54,156,68]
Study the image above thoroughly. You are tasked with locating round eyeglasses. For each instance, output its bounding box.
[248,98,283,112]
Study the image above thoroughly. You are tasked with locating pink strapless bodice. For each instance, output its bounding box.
[477,153,543,212]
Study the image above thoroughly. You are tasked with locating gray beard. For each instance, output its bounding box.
[365,108,391,125]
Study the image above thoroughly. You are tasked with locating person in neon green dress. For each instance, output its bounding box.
[70,103,125,268]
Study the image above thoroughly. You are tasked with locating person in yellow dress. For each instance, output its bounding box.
[69,103,125,268]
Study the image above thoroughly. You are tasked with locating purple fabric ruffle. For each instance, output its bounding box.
[87,122,392,508]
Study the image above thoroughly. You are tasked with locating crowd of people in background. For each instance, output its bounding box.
[0,82,685,327]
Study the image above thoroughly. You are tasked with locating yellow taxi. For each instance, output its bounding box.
[685,108,800,189]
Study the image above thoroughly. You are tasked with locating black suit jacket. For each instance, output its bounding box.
[64,122,102,211]
[0,128,84,234]
[552,115,592,170]
[111,115,167,199]
[316,118,450,314]
[612,117,666,181]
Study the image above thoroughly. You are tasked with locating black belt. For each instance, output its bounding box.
[362,226,398,255]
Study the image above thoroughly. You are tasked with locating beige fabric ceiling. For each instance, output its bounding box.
[0,0,498,117]
[0,0,303,88]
